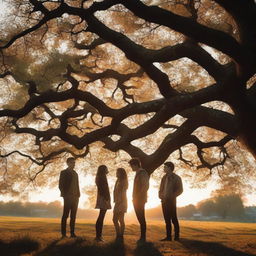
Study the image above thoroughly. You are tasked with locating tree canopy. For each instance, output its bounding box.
[0,0,256,196]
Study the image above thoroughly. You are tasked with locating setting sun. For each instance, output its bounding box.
[26,172,214,213]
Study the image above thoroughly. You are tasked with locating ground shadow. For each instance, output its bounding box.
[134,241,163,256]
[180,238,255,256]
[36,238,164,256]
[0,237,39,256]
[36,237,126,256]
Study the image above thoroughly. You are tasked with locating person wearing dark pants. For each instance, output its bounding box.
[95,209,107,241]
[95,165,111,242]
[61,196,79,237]
[129,158,149,243]
[133,200,146,240]
[59,157,80,238]
[159,161,183,241]
[161,197,179,240]
[113,168,128,240]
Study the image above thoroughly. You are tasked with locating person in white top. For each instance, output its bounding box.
[159,161,183,241]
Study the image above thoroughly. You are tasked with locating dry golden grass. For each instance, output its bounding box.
[0,216,255,256]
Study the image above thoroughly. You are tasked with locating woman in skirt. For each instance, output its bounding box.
[95,165,111,242]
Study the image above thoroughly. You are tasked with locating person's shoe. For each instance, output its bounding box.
[160,237,172,241]
[61,235,67,239]
[136,237,146,244]
[174,236,180,241]
[95,237,104,242]
[70,233,77,238]
[115,235,124,242]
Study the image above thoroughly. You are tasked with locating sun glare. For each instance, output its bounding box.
[27,172,215,213]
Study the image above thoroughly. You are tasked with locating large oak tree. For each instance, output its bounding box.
[0,0,256,195]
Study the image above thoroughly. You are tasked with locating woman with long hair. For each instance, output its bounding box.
[95,165,111,242]
[113,167,128,240]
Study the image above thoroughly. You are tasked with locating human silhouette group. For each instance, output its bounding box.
[59,157,183,243]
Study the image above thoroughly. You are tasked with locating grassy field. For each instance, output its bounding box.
[0,216,255,256]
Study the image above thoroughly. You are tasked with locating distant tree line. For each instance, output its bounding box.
[0,194,255,222]
[196,194,244,219]
[148,194,256,222]
[0,200,97,219]
[0,201,62,218]
[178,194,245,219]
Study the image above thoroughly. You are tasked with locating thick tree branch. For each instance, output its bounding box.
[214,0,256,50]
[149,39,225,82]
[190,134,232,170]
[86,15,177,97]
[102,105,238,172]
[118,0,248,65]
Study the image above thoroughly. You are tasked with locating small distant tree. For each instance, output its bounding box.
[214,194,244,219]
[47,201,62,217]
[197,199,216,217]
[178,204,197,218]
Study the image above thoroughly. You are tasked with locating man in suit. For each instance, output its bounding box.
[159,161,183,241]
[59,157,80,238]
[129,158,149,243]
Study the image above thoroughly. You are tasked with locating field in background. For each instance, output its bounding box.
[0,216,255,256]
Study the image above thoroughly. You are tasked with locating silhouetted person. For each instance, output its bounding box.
[95,165,111,242]
[113,167,128,240]
[159,161,183,241]
[129,158,149,243]
[59,157,80,238]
